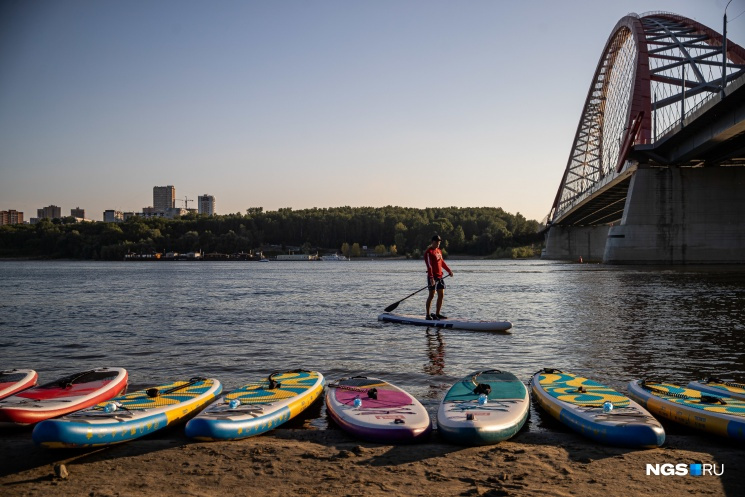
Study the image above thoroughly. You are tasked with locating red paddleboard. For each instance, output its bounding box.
[0,368,128,425]
[0,369,38,400]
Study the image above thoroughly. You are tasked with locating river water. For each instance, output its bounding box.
[1,259,744,430]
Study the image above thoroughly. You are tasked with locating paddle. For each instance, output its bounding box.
[383,274,450,313]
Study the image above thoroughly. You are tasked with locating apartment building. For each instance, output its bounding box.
[198,194,216,215]
[0,210,24,225]
[153,185,176,211]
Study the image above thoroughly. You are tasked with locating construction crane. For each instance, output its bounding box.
[177,196,194,209]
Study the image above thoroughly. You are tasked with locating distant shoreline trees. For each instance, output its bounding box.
[0,206,544,260]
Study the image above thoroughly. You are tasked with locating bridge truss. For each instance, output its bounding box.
[549,12,745,225]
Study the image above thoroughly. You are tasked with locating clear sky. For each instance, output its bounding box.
[2,0,743,222]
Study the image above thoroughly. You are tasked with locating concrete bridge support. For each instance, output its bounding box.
[542,225,611,262]
[604,166,745,264]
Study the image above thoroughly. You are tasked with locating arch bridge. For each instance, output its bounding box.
[543,12,745,264]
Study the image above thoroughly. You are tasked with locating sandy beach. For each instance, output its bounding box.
[2,417,742,497]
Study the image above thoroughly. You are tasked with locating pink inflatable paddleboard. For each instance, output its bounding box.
[325,376,431,443]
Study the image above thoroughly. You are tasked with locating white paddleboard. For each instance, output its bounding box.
[378,313,512,332]
[437,370,529,445]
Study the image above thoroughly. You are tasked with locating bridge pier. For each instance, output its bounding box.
[542,225,610,262]
[603,166,745,264]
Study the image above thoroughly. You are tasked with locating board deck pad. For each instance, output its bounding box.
[638,382,745,416]
[443,371,526,401]
[334,379,411,409]
[92,378,217,411]
[224,371,321,405]
[538,372,630,408]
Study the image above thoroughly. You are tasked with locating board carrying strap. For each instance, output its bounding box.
[266,369,312,390]
[470,370,503,396]
[147,377,206,398]
[41,369,98,389]
[641,380,727,405]
[328,384,378,400]
[705,377,745,390]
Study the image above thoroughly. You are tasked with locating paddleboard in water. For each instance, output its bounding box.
[687,377,745,401]
[325,376,431,443]
[0,369,38,400]
[532,369,664,448]
[186,370,324,441]
[378,313,512,332]
[437,370,529,445]
[628,379,745,441]
[0,368,128,426]
[33,377,222,448]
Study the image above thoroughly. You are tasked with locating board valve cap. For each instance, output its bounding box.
[353,397,362,408]
[229,399,241,409]
[478,394,488,405]
[603,401,613,413]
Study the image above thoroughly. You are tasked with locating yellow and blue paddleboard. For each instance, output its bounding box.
[532,369,664,448]
[32,377,222,448]
[687,377,745,401]
[185,370,324,441]
[628,379,745,441]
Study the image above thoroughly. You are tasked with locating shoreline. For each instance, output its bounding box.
[1,424,741,496]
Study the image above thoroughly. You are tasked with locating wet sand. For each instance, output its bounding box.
[1,423,741,497]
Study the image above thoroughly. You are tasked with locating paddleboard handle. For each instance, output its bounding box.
[55,369,98,389]
[539,368,563,375]
[473,383,491,396]
[327,384,378,399]
[699,395,727,405]
[147,377,207,398]
[640,380,693,400]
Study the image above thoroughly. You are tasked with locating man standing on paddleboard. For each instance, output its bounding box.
[425,234,453,320]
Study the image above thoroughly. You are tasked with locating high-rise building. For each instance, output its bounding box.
[71,207,85,218]
[0,210,24,225]
[153,185,175,211]
[103,210,124,223]
[37,205,61,220]
[198,194,216,215]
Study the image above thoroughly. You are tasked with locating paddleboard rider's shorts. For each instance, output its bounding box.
[428,277,446,291]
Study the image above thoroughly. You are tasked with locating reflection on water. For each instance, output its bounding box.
[424,329,445,377]
[1,260,744,431]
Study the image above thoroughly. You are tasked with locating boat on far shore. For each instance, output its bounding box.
[319,253,349,261]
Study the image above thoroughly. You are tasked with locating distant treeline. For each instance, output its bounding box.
[0,206,544,260]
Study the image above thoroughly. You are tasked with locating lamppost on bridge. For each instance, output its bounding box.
[722,0,733,97]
